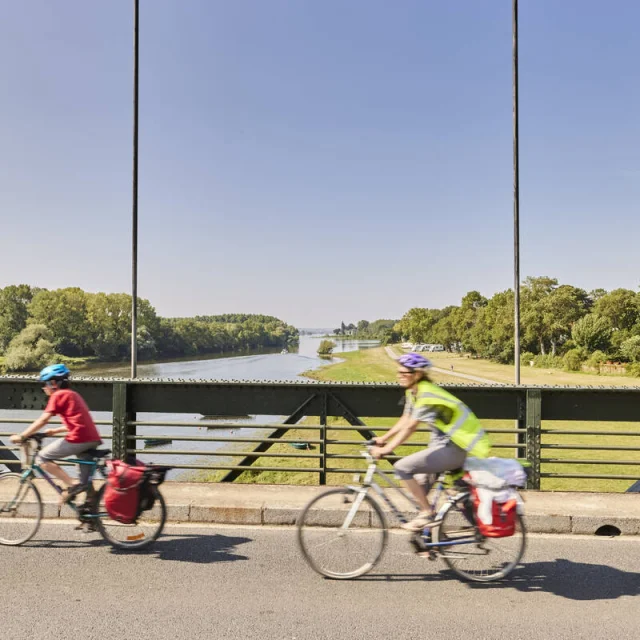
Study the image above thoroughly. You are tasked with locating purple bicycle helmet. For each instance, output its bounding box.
[397,352,432,370]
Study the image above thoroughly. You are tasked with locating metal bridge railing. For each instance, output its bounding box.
[1,377,639,490]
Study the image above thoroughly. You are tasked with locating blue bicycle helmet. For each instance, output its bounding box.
[39,363,71,382]
[397,353,432,370]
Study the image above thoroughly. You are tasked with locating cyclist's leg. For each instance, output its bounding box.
[75,441,101,485]
[394,443,466,530]
[38,440,101,489]
[37,439,76,487]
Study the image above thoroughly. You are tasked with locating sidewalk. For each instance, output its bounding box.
[30,481,640,535]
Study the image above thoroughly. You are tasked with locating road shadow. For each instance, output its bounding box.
[24,532,252,564]
[463,558,640,600]
[138,532,252,564]
[358,558,640,600]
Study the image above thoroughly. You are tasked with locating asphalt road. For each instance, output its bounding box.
[1,523,639,640]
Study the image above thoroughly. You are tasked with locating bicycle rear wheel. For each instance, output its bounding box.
[297,487,388,579]
[0,473,42,545]
[95,484,166,550]
[437,493,526,582]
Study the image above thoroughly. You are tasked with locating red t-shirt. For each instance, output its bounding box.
[45,389,102,444]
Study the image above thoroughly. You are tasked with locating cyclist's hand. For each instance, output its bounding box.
[372,436,386,446]
[44,428,57,437]
[9,434,23,444]
[370,446,389,460]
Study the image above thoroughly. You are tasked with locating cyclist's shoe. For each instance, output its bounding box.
[74,521,98,533]
[59,483,86,505]
[401,511,441,533]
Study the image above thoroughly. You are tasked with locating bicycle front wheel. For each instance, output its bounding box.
[0,473,42,545]
[438,493,526,582]
[95,484,167,550]
[297,487,388,579]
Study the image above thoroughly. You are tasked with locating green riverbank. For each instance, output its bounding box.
[189,346,640,492]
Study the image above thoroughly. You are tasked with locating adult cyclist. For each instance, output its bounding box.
[10,364,102,503]
[370,352,491,532]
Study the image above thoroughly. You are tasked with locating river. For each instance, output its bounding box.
[1,335,380,477]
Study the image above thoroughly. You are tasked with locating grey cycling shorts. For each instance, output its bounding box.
[37,438,100,463]
[393,442,467,481]
[37,439,101,484]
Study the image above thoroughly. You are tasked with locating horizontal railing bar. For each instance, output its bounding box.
[0,433,112,440]
[139,464,322,472]
[541,458,640,465]
[132,436,323,445]
[0,419,112,425]
[126,434,314,443]
[541,444,640,451]
[541,430,640,436]
[128,421,321,429]
[131,449,322,458]
[325,439,428,446]
[541,473,640,480]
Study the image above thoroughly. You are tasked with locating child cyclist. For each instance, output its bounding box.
[10,364,102,503]
[370,353,491,531]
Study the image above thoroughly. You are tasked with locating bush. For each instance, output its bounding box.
[585,350,608,370]
[520,351,536,367]
[563,348,586,372]
[317,340,336,355]
[4,324,57,372]
[533,354,563,369]
[620,335,640,363]
[626,362,640,378]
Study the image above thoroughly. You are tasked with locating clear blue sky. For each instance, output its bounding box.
[1,1,638,327]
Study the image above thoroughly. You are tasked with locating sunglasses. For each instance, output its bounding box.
[397,370,415,376]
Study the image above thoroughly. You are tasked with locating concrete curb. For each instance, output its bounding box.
[26,484,640,536]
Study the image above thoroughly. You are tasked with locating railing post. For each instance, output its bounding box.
[516,392,526,459]
[112,382,132,461]
[525,388,541,490]
[319,393,327,486]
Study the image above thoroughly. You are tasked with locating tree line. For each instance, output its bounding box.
[393,277,640,375]
[0,285,299,372]
[333,319,400,343]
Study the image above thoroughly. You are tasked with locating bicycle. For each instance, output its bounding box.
[0,433,170,550]
[297,442,527,582]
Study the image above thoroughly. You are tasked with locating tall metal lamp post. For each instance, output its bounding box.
[513,0,521,385]
[131,0,139,379]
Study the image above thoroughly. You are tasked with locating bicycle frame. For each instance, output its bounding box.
[344,448,478,551]
[15,444,106,520]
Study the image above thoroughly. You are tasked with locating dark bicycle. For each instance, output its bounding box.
[297,442,527,582]
[0,433,170,550]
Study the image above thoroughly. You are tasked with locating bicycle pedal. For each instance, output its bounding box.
[417,551,437,561]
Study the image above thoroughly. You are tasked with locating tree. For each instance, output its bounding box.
[357,320,370,334]
[28,288,91,356]
[571,314,612,352]
[595,289,639,331]
[396,308,439,343]
[4,324,56,372]
[541,285,589,355]
[0,284,33,352]
[620,336,640,363]
[317,340,336,355]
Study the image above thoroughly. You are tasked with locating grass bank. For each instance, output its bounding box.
[424,352,640,387]
[188,417,640,492]
[303,347,475,385]
[187,346,640,492]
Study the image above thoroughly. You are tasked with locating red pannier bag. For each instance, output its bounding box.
[104,459,147,524]
[471,486,518,538]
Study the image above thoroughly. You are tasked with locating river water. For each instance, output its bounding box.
[1,336,380,476]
